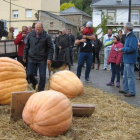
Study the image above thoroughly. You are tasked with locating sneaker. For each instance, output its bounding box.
[102,68,107,70]
[106,82,114,86]
[85,78,92,83]
[116,82,120,87]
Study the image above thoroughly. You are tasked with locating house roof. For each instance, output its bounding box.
[91,0,140,7]
[41,11,77,27]
[60,7,91,18]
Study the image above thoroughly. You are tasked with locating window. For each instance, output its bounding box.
[107,10,116,25]
[13,10,18,18]
[131,10,139,25]
[50,22,53,27]
[14,28,18,37]
[26,9,32,18]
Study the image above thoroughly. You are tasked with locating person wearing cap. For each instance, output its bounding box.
[6,27,14,40]
[118,22,138,97]
[83,21,94,46]
[75,26,95,83]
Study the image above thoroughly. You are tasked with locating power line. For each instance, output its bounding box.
[116,0,140,17]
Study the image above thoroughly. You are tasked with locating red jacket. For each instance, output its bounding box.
[83,27,94,35]
[14,33,25,56]
[107,41,123,65]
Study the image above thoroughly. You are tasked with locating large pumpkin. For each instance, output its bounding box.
[0,57,28,105]
[22,90,72,137]
[49,70,84,98]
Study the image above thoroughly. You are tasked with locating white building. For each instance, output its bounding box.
[91,0,140,39]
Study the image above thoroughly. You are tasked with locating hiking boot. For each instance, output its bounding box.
[106,82,114,86]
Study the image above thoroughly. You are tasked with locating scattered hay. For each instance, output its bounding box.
[0,86,140,140]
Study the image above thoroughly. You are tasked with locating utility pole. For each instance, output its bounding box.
[128,0,131,22]
[9,0,11,27]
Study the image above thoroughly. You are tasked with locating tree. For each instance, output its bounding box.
[60,0,70,5]
[60,3,75,11]
[75,0,83,10]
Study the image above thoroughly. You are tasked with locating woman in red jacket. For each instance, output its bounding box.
[106,35,123,87]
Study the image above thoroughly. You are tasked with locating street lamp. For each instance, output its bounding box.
[35,12,39,20]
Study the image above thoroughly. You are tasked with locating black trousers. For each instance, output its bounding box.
[93,50,100,64]
[17,56,26,67]
[58,47,70,64]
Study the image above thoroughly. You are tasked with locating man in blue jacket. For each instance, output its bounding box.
[118,22,138,97]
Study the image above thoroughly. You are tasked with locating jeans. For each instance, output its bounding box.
[104,47,111,68]
[27,60,46,91]
[70,47,73,65]
[77,52,93,79]
[111,63,120,83]
[123,63,136,95]
[138,58,140,77]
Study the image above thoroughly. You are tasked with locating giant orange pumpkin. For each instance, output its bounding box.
[49,70,84,98]
[22,90,72,137]
[0,57,28,105]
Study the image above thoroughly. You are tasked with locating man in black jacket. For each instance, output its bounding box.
[58,28,71,64]
[23,22,54,91]
[67,29,75,66]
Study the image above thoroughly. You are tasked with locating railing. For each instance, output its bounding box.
[0,40,18,57]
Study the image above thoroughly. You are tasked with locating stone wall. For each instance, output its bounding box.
[40,12,77,37]
[61,15,82,27]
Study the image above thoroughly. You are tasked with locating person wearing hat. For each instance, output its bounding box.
[83,21,94,46]
[118,22,138,97]
[106,35,123,87]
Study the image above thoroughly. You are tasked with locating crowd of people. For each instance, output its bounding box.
[3,21,140,97]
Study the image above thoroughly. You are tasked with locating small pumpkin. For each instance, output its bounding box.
[0,57,27,105]
[22,90,72,137]
[49,70,84,98]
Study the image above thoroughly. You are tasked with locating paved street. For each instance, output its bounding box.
[69,64,140,108]
[45,63,140,107]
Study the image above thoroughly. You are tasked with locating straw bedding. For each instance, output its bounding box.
[0,86,140,140]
